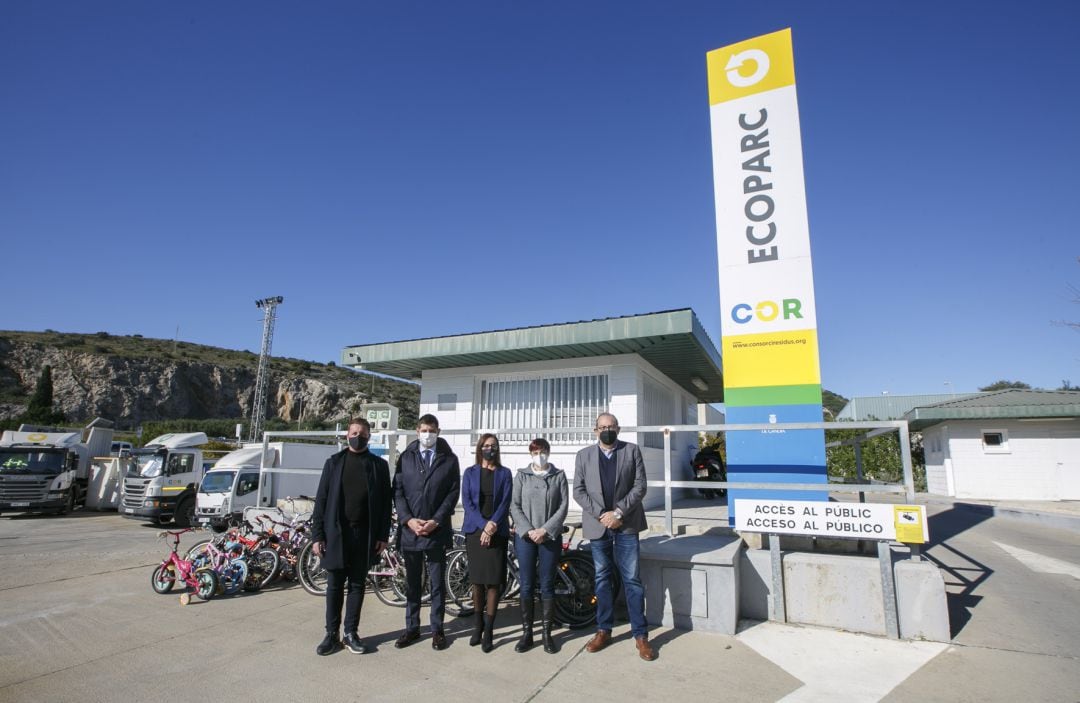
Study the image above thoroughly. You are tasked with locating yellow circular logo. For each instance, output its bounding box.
[27,433,48,442]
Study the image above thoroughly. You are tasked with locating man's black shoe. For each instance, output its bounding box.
[342,633,367,654]
[431,630,448,650]
[394,629,421,649]
[316,632,340,656]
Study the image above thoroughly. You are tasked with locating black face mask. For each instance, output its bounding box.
[481,448,498,461]
[349,435,369,452]
[599,429,618,445]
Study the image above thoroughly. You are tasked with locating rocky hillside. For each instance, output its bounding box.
[0,330,419,429]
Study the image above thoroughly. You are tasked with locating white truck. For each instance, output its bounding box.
[0,421,115,516]
[195,441,338,529]
[121,432,209,526]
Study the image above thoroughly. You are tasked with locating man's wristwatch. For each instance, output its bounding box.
[613,508,624,521]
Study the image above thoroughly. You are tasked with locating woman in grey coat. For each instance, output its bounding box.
[509,437,568,653]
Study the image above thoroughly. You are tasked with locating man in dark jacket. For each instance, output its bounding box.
[392,413,460,651]
[311,417,392,656]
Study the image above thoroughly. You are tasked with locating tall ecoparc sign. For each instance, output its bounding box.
[708,29,827,517]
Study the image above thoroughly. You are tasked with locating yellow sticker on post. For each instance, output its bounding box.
[893,505,928,544]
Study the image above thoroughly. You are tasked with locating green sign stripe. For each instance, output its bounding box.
[724,384,822,407]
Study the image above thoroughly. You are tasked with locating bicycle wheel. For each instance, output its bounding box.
[220,557,248,596]
[297,541,327,596]
[370,552,408,607]
[444,548,473,617]
[251,547,280,589]
[503,557,520,600]
[151,564,176,594]
[185,541,213,570]
[194,568,218,601]
[553,553,597,629]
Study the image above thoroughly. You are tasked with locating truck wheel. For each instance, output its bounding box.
[174,497,196,528]
[59,490,75,515]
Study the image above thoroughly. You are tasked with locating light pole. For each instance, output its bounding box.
[250,296,284,443]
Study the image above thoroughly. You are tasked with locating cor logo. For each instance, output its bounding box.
[731,298,802,324]
[725,48,770,88]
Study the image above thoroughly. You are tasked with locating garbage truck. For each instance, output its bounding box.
[0,419,115,516]
[121,432,209,526]
[195,441,338,529]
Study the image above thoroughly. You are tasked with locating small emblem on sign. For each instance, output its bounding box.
[893,505,926,544]
[726,49,771,88]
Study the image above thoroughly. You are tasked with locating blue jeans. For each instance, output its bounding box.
[515,533,560,600]
[590,531,647,638]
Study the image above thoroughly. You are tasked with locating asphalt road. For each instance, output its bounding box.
[886,504,1080,701]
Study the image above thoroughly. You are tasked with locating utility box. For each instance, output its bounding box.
[359,403,398,432]
[359,403,399,467]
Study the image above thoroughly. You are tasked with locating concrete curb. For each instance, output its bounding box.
[933,500,1080,534]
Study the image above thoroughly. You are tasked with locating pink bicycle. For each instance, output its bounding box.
[151,528,219,601]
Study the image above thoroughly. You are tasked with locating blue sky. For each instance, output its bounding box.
[2,1,1078,399]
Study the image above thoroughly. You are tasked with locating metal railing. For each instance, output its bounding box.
[259,420,914,537]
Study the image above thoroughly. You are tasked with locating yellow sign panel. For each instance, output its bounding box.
[721,328,820,388]
[26,433,48,442]
[893,505,927,544]
[706,28,796,106]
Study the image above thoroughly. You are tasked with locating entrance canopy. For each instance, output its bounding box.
[342,308,725,403]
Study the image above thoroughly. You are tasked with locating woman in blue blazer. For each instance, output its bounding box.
[461,433,512,652]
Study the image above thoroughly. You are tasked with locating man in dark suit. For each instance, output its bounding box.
[572,412,656,661]
[311,417,393,656]
[392,413,461,650]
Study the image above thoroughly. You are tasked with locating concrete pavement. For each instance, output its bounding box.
[1,504,1078,702]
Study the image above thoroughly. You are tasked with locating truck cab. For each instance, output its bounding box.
[121,432,206,526]
[195,446,267,529]
[0,424,114,516]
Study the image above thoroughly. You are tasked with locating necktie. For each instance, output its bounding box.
[423,449,432,469]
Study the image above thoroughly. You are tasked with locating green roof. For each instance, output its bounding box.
[837,393,985,421]
[342,308,724,402]
[904,389,1080,430]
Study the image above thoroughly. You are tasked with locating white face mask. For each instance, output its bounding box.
[531,453,549,469]
[417,431,438,449]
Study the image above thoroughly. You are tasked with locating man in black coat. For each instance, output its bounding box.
[311,417,392,656]
[392,413,460,651]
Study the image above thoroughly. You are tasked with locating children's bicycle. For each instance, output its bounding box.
[151,528,219,602]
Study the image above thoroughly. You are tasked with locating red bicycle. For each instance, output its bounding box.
[151,528,219,602]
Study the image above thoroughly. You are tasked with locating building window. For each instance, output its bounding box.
[981,429,1009,453]
[641,377,675,449]
[438,393,457,411]
[477,372,609,445]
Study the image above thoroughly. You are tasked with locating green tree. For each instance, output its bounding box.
[978,380,1032,391]
[825,423,926,491]
[23,365,64,425]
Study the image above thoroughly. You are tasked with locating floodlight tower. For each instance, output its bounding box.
[249,296,284,442]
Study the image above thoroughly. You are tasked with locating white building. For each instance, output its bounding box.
[342,309,725,509]
[906,390,1080,500]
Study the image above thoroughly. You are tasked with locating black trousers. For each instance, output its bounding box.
[403,547,446,633]
[325,524,370,635]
